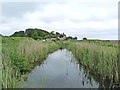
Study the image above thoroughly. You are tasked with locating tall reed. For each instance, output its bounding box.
[2,37,59,88]
[65,41,118,87]
[0,36,2,89]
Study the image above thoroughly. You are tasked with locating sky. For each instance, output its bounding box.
[0,0,119,40]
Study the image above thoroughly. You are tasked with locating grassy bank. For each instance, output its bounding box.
[2,37,59,88]
[65,40,118,87]
[0,36,2,89]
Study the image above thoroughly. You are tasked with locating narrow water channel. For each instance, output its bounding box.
[21,49,99,88]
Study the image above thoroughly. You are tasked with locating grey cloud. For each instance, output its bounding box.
[70,18,108,23]
[2,2,40,17]
[0,1,118,40]
[56,28,118,40]
[39,15,65,23]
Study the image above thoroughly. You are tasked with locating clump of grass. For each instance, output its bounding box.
[2,37,59,88]
[65,41,118,87]
[0,36,2,89]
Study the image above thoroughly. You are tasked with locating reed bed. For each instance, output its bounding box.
[2,37,59,88]
[65,41,118,87]
[0,36,2,89]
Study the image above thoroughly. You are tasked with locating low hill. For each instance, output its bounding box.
[11,28,57,40]
[11,28,78,40]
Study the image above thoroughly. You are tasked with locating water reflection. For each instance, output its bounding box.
[21,49,99,88]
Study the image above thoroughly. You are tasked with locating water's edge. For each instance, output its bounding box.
[20,49,99,88]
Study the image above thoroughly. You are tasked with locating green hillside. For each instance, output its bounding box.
[11,28,58,40]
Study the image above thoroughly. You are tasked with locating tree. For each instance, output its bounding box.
[11,31,25,37]
[66,36,73,40]
[83,37,87,40]
[10,28,65,40]
[63,33,66,36]
[73,37,77,40]
[25,28,34,37]
[51,31,55,34]
[31,31,38,40]
[56,32,60,36]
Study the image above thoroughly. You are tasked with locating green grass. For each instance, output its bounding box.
[2,37,59,88]
[0,36,2,89]
[65,40,119,85]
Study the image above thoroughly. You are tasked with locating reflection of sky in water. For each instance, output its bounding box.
[21,49,99,88]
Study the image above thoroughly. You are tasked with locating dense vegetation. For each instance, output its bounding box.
[11,28,77,40]
[0,36,2,89]
[11,28,57,40]
[64,40,119,87]
[2,37,59,88]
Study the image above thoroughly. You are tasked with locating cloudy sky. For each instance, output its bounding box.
[0,0,119,40]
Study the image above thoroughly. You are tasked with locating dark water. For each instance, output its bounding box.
[21,49,99,88]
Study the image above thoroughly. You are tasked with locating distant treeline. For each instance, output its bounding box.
[10,28,77,40]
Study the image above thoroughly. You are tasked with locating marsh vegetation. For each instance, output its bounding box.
[2,36,119,88]
[65,40,119,88]
[2,37,59,88]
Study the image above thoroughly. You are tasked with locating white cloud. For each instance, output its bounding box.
[1,0,119,39]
